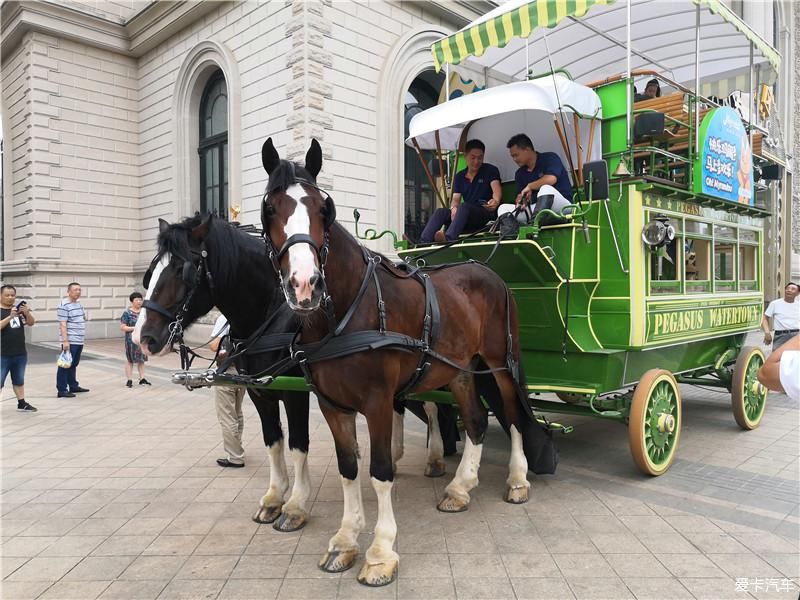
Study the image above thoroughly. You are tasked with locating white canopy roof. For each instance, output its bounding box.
[406,75,602,182]
[438,0,779,88]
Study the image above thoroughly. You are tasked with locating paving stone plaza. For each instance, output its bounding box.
[1,337,798,600]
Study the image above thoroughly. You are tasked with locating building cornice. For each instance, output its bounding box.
[424,0,498,29]
[1,0,224,60]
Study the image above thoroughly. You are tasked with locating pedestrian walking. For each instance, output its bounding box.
[209,314,245,468]
[1,284,37,412]
[761,282,800,350]
[120,292,150,388]
[56,282,90,398]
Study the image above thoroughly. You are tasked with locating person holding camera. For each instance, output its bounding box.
[56,282,89,398]
[1,284,37,412]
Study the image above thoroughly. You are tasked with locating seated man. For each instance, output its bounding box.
[635,78,660,102]
[420,139,501,243]
[498,133,573,224]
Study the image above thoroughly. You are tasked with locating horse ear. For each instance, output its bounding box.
[322,195,336,229]
[158,218,169,234]
[262,137,280,175]
[305,139,322,179]
[191,214,212,241]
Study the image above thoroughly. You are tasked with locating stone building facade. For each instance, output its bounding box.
[0,0,796,342]
[0,0,492,341]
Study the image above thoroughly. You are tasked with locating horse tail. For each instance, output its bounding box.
[475,362,558,475]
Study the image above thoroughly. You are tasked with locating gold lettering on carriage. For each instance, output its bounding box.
[650,304,760,340]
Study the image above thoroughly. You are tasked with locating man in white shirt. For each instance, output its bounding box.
[761,282,800,350]
[209,314,246,468]
[758,334,800,401]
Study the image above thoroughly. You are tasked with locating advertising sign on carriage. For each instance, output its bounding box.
[694,106,754,205]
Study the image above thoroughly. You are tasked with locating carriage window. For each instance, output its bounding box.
[647,212,680,295]
[684,220,710,236]
[685,238,710,292]
[739,229,758,243]
[713,224,736,241]
[199,70,228,217]
[714,241,735,284]
[739,245,757,282]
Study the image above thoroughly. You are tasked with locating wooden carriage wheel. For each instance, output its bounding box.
[628,369,682,476]
[731,346,768,430]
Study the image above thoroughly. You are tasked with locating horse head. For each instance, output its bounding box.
[261,137,335,314]
[134,215,215,355]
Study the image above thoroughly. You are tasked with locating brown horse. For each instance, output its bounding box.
[261,138,556,586]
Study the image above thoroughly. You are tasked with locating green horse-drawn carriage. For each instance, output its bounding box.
[382,0,785,475]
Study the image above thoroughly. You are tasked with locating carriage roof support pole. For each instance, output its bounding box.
[434,130,447,204]
[553,118,576,184]
[587,118,597,173]
[411,138,447,209]
[694,4,700,155]
[573,113,584,186]
[625,0,631,150]
[525,37,530,80]
[749,41,754,150]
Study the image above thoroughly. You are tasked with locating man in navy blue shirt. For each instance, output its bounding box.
[498,133,573,224]
[420,139,502,243]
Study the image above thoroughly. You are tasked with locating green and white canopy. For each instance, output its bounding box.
[431,0,780,87]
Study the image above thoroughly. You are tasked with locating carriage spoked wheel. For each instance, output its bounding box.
[628,369,682,476]
[731,346,768,430]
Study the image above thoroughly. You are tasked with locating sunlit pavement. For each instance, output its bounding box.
[2,337,798,599]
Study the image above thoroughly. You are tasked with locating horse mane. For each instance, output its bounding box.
[157,214,268,292]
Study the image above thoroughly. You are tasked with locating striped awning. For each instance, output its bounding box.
[431,0,781,80]
[697,0,781,71]
[431,0,616,72]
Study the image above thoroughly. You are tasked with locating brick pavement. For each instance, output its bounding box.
[2,338,798,599]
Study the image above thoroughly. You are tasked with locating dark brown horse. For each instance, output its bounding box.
[261,138,556,586]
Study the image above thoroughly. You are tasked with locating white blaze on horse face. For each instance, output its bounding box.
[132,253,170,347]
[284,184,319,306]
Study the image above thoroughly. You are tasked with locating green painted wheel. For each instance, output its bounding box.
[731,346,768,430]
[628,369,682,476]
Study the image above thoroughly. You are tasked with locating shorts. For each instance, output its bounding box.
[0,353,27,387]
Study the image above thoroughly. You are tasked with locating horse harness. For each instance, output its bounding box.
[253,177,521,406]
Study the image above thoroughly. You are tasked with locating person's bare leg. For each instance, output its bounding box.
[12,384,24,401]
[124,362,133,380]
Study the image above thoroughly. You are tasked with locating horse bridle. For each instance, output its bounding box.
[261,171,334,282]
[141,246,214,354]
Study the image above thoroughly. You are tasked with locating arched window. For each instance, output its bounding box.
[199,71,228,216]
[404,70,444,242]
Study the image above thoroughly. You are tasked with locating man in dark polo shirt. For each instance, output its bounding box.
[497,133,574,224]
[420,139,502,243]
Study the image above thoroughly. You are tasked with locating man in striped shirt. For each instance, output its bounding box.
[56,282,90,398]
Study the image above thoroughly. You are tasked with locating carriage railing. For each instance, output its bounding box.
[589,69,769,193]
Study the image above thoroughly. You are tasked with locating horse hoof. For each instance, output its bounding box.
[273,510,308,532]
[357,559,398,587]
[424,459,446,478]
[253,504,283,524]
[319,548,359,573]
[436,494,469,513]
[504,485,530,504]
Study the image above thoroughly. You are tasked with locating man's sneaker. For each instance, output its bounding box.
[139,378,151,386]
[126,380,133,388]
[17,401,38,412]
[71,387,90,393]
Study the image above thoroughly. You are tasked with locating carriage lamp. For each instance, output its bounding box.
[642,215,675,248]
